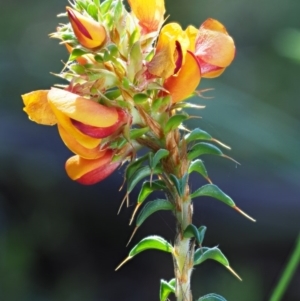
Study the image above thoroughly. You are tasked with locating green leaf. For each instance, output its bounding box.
[116,236,173,271]
[125,154,149,180]
[136,199,174,227]
[127,165,162,193]
[107,43,119,57]
[93,0,100,7]
[128,41,143,81]
[187,142,222,161]
[188,159,210,181]
[133,93,149,104]
[197,226,207,245]
[137,180,167,204]
[184,128,212,144]
[160,279,175,301]
[190,184,235,207]
[184,224,201,242]
[183,225,206,245]
[169,173,188,197]
[130,127,149,140]
[113,0,123,22]
[152,96,171,112]
[70,64,85,74]
[69,49,88,61]
[100,0,113,14]
[150,149,169,169]
[129,236,173,257]
[194,247,229,266]
[104,89,121,100]
[197,293,227,301]
[87,3,98,19]
[164,114,189,134]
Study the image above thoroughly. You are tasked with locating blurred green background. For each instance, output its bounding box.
[0,0,299,300]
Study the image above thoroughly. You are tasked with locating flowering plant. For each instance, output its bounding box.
[21,0,255,300]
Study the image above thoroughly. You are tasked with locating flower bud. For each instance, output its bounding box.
[66,6,106,50]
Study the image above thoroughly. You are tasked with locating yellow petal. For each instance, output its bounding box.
[66,7,106,50]
[148,23,190,78]
[185,25,198,52]
[57,124,105,159]
[128,0,165,33]
[22,90,57,125]
[50,103,101,149]
[47,88,118,127]
[195,18,235,68]
[163,51,201,103]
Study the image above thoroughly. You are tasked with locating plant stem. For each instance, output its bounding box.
[269,233,300,301]
[173,196,194,301]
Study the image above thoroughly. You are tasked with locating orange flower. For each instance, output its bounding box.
[148,19,235,102]
[22,88,129,158]
[66,6,106,50]
[128,0,165,34]
[194,19,235,78]
[65,150,120,185]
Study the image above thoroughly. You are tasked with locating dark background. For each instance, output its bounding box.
[0,0,299,300]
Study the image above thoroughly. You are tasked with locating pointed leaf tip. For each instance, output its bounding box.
[233,206,256,222]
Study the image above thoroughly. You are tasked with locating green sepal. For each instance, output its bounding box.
[160,279,175,301]
[164,114,189,134]
[130,127,149,140]
[137,180,167,204]
[136,199,174,227]
[197,293,227,301]
[190,184,235,207]
[125,153,149,180]
[127,165,162,193]
[169,173,188,197]
[129,236,173,257]
[194,247,228,266]
[69,49,88,61]
[183,224,206,245]
[188,159,209,181]
[184,128,212,144]
[188,142,222,161]
[150,149,169,170]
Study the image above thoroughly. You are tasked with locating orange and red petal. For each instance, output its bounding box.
[195,18,235,68]
[66,7,106,49]
[71,109,130,138]
[128,0,165,33]
[50,103,101,149]
[47,88,119,128]
[22,90,57,125]
[65,151,120,185]
[57,124,105,159]
[196,56,225,78]
[163,51,201,103]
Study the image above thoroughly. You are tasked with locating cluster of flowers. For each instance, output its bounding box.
[22,0,235,185]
